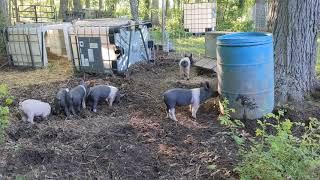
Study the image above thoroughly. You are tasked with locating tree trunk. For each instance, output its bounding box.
[151,0,159,25]
[267,0,320,104]
[130,0,139,21]
[73,0,81,12]
[85,0,90,8]
[59,0,68,19]
[98,0,103,17]
[0,0,9,25]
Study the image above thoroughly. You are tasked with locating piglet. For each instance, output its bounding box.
[163,81,218,121]
[53,88,71,116]
[67,80,89,115]
[87,85,123,112]
[19,99,51,124]
[179,54,193,80]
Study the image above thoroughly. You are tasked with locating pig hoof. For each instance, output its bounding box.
[93,109,97,113]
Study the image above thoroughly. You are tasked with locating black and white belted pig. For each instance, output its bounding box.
[66,80,89,115]
[163,81,219,121]
[53,88,71,116]
[19,99,51,124]
[179,54,193,80]
[86,85,124,113]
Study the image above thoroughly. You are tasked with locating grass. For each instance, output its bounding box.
[150,30,206,56]
[172,36,205,56]
[0,56,73,88]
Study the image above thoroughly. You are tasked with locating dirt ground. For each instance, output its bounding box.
[1,53,320,179]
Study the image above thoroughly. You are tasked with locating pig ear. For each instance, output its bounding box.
[189,53,192,58]
[184,53,188,57]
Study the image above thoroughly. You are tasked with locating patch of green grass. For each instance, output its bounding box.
[150,29,205,56]
[172,36,205,56]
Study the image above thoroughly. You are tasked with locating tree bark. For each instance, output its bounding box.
[130,0,139,21]
[98,0,103,17]
[73,0,82,12]
[0,0,9,25]
[267,0,320,104]
[59,0,68,19]
[151,0,159,25]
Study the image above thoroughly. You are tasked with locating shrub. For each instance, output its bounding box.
[237,111,320,180]
[0,84,13,143]
[218,98,245,146]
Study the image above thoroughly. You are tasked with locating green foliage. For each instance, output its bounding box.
[230,19,255,32]
[237,112,320,180]
[216,0,255,31]
[166,9,185,38]
[0,84,13,144]
[218,98,245,146]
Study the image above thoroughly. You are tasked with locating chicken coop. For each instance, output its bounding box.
[68,18,153,75]
[3,23,72,67]
[183,1,217,34]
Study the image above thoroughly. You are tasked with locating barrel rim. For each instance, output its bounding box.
[217,32,273,46]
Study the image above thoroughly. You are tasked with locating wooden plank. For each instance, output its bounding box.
[193,57,217,72]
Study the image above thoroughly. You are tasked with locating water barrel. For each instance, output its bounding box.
[216,32,274,120]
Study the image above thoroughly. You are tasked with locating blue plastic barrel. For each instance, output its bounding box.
[216,32,274,120]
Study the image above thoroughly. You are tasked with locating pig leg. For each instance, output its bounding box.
[179,67,184,79]
[165,107,170,118]
[169,108,178,121]
[108,97,115,107]
[82,97,86,109]
[64,106,70,117]
[191,104,200,119]
[92,98,99,113]
[41,114,48,121]
[21,112,27,122]
[76,104,81,113]
[70,105,76,115]
[26,113,35,124]
[186,67,190,80]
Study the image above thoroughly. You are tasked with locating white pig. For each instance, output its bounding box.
[19,99,51,124]
[179,54,193,80]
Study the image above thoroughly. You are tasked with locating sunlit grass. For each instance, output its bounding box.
[172,36,205,56]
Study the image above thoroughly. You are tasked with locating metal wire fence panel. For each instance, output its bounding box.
[5,25,43,67]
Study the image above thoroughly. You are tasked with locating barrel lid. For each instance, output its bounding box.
[217,32,273,46]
